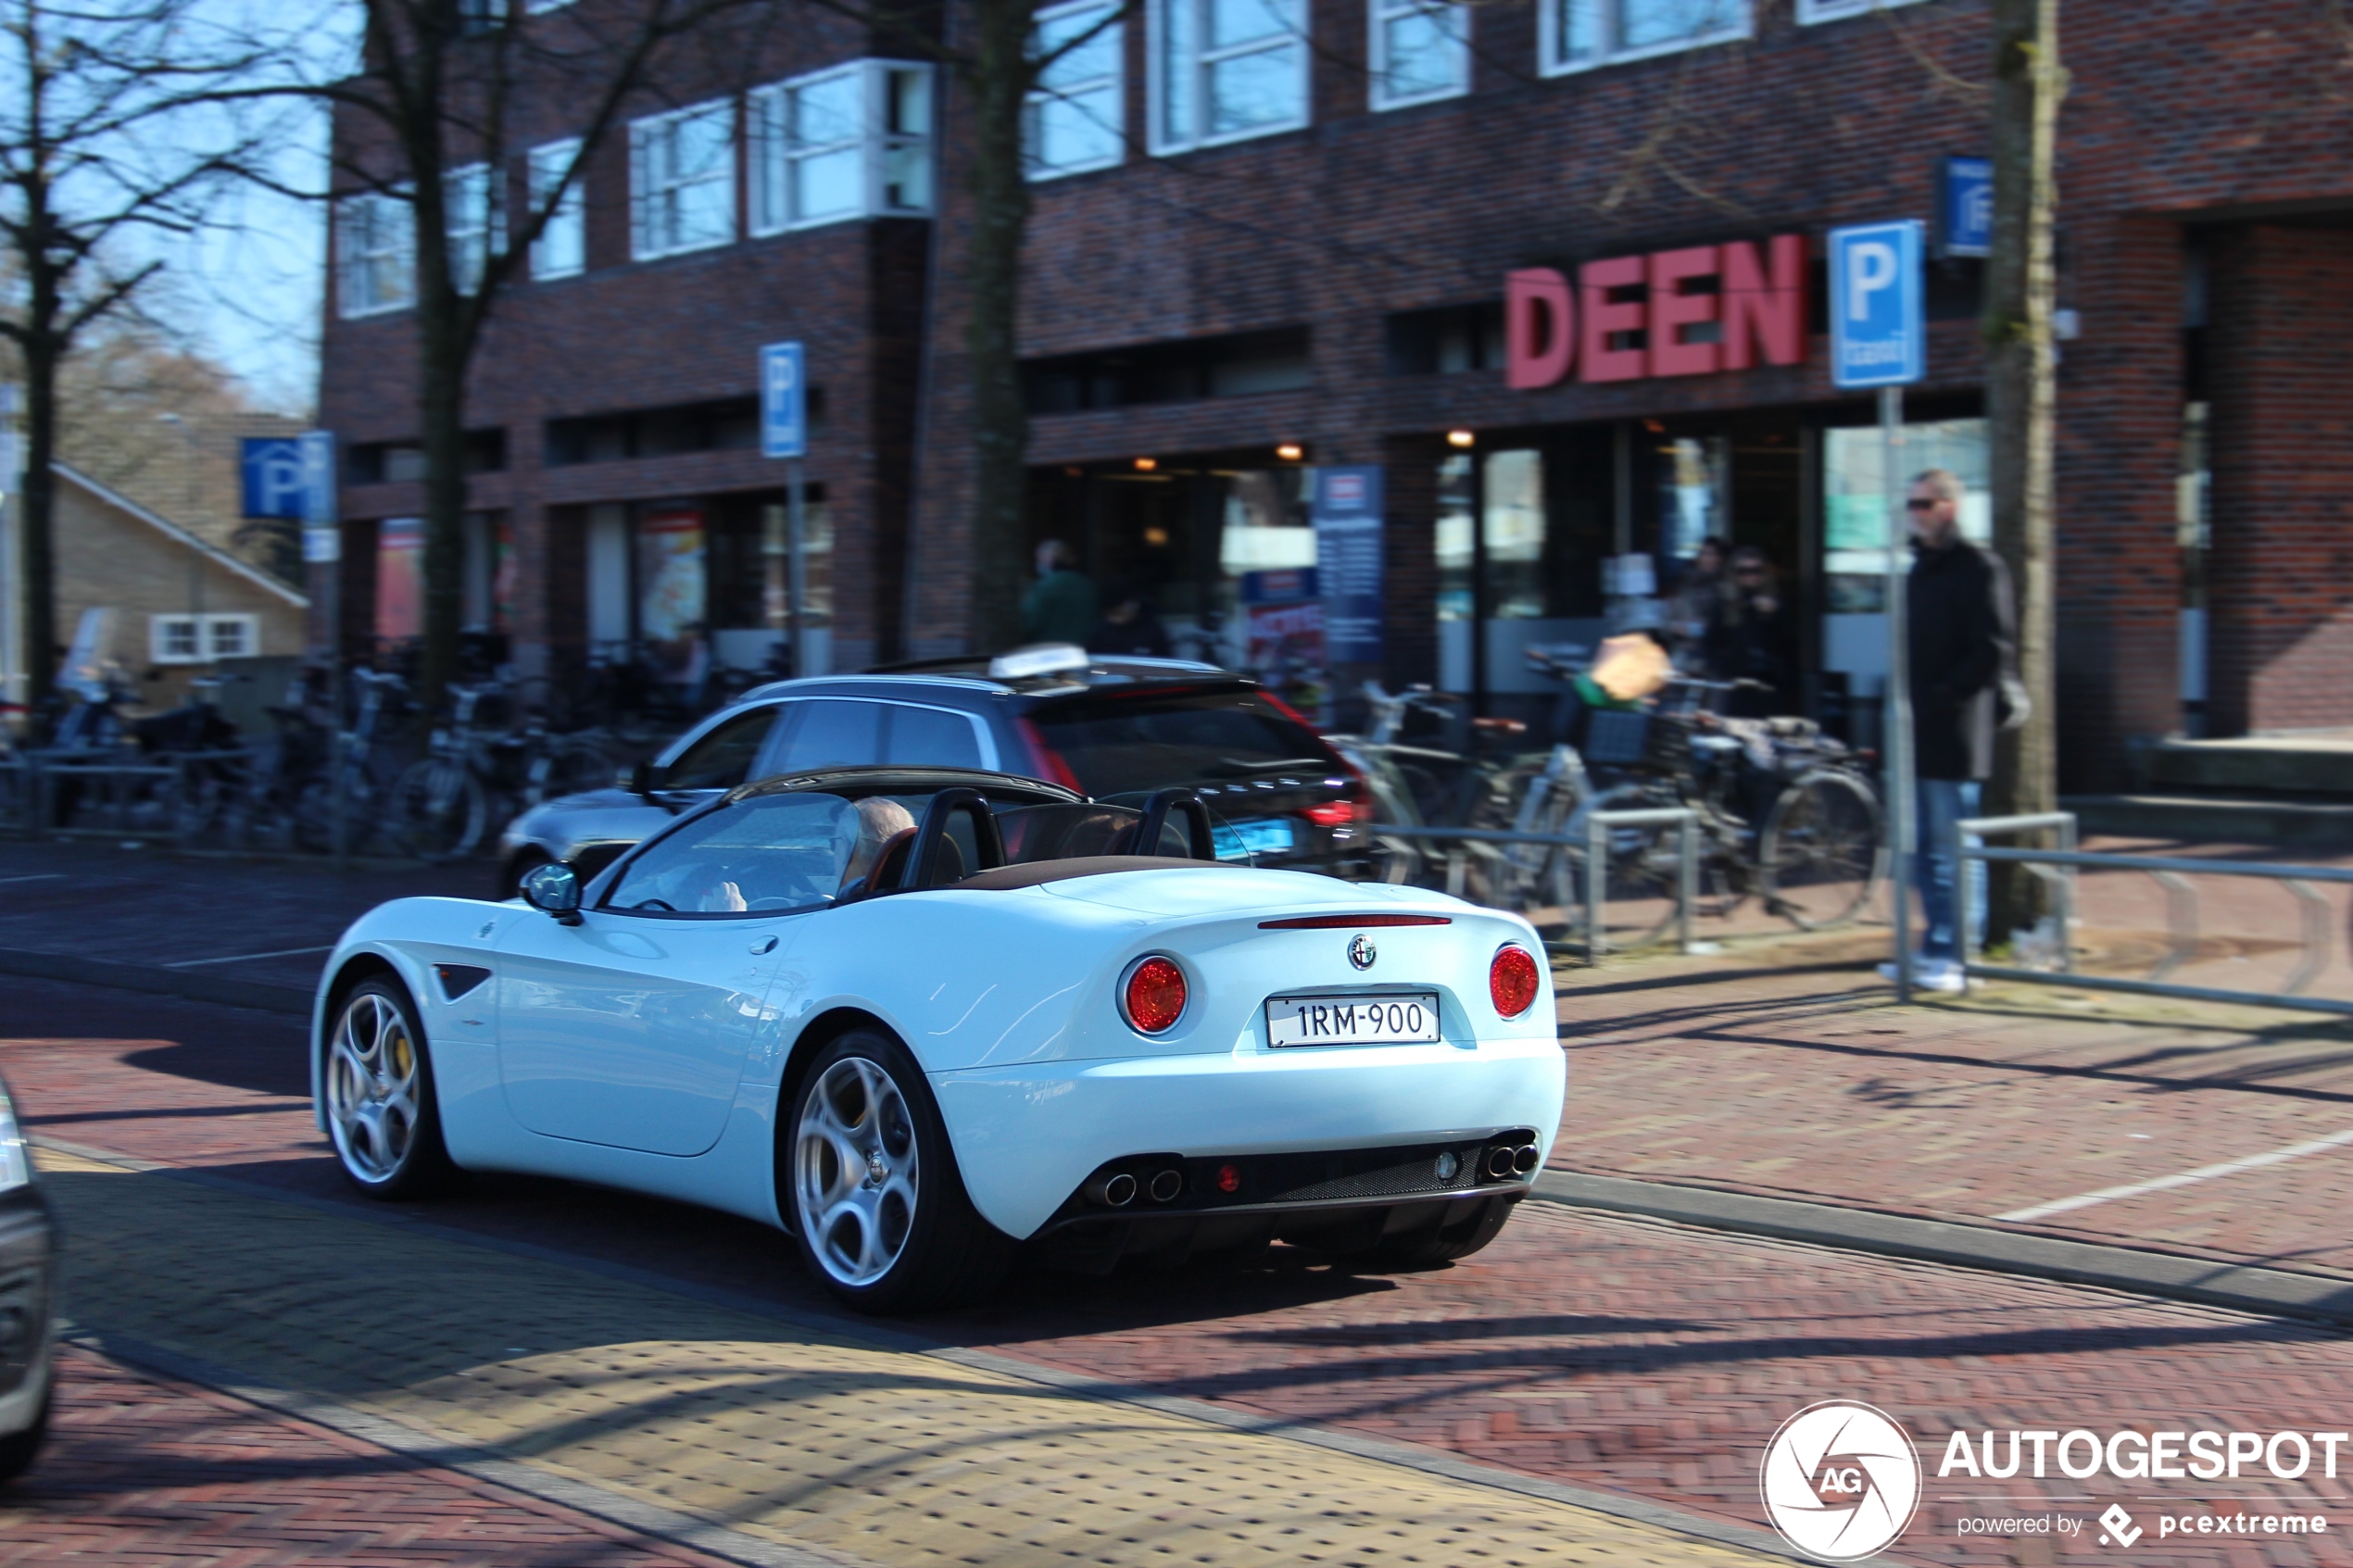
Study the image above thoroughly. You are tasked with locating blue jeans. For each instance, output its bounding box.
[1915,779,1982,962]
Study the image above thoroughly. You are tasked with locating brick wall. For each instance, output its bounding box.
[2204,224,2353,736]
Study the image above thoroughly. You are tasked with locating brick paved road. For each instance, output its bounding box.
[7,978,2353,1566]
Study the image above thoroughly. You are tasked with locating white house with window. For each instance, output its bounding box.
[1,465,309,714]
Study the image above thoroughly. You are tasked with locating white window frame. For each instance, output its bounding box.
[150,613,259,665]
[749,61,934,235]
[629,97,737,261]
[1026,0,1126,180]
[1539,0,1751,77]
[1796,0,1926,20]
[1148,0,1312,155]
[1369,0,1469,109]
[444,161,507,295]
[334,188,414,319]
[529,139,586,279]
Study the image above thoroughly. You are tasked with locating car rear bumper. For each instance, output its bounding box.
[930,1034,1565,1240]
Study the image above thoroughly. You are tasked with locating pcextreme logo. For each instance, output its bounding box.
[1761,1401,1924,1562]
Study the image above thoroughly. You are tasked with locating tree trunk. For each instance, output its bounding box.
[1983,0,2063,948]
[416,288,469,723]
[19,323,57,710]
[963,0,1036,655]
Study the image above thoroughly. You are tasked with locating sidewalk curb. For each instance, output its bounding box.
[1533,1172,2353,1330]
[0,945,312,1016]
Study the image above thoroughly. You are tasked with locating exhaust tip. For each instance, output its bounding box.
[1149,1169,1184,1203]
[1513,1144,1540,1175]
[1088,1172,1139,1208]
[1484,1147,1516,1180]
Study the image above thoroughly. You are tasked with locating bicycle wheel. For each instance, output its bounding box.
[1559,784,1689,953]
[1465,757,1556,915]
[1758,769,1884,930]
[392,759,487,860]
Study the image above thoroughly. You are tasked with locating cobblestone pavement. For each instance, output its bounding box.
[6,979,2353,1567]
[2,1348,737,1568]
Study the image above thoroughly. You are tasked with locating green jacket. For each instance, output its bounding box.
[1021,570,1099,646]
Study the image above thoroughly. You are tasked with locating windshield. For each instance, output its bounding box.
[1026,691,1331,799]
[604,791,1161,913]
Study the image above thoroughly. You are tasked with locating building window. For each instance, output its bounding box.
[334,189,414,318]
[1370,0,1468,108]
[1796,0,1925,20]
[1151,0,1309,153]
[444,162,505,295]
[1027,0,1125,178]
[529,140,585,279]
[150,613,259,665]
[1541,0,1749,74]
[630,98,736,260]
[749,62,933,233]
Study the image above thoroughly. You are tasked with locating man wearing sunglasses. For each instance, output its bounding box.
[1877,468,2017,994]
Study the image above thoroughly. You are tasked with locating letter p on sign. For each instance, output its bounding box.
[1828,220,1925,389]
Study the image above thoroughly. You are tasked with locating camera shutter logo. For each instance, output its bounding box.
[1760,1401,1922,1562]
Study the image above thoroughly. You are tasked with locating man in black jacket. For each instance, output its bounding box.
[1879,468,2017,994]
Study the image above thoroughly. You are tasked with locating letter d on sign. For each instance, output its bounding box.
[1846,242,1899,321]
[1506,270,1575,389]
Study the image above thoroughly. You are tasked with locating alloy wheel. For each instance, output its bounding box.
[326,990,422,1184]
[795,1056,920,1287]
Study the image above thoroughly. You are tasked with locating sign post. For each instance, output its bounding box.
[761,343,815,678]
[1829,220,1926,1001]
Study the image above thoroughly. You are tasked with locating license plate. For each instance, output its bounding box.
[1265,991,1441,1048]
[1214,817,1295,861]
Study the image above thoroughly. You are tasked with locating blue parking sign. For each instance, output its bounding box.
[1941,156,1993,258]
[240,437,308,519]
[761,342,806,459]
[1828,221,1926,389]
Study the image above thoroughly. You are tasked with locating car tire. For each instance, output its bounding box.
[1372,1194,1519,1269]
[322,978,459,1200]
[786,1028,1012,1313]
[0,1381,50,1486]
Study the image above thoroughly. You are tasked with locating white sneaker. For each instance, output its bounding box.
[1876,959,1968,994]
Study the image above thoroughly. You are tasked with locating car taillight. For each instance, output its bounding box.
[1302,798,1370,827]
[1490,946,1540,1019]
[1123,955,1188,1033]
[1014,716,1084,793]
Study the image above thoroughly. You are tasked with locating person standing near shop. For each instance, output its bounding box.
[1020,540,1098,647]
[1703,546,1796,718]
[1666,536,1730,674]
[1879,468,2017,995]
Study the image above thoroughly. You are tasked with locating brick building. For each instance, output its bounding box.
[317,0,2353,789]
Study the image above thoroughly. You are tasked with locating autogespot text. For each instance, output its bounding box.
[1938,1428,2351,1480]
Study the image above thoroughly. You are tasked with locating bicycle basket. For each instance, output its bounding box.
[1581,709,1652,766]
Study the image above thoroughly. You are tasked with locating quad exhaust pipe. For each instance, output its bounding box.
[1087,1172,1139,1208]
[1484,1140,1541,1180]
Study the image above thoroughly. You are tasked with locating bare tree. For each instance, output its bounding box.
[1983,0,2062,942]
[1,0,271,709]
[234,0,773,716]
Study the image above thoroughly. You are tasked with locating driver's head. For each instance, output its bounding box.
[841,797,917,888]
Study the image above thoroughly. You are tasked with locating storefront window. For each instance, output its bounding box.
[1821,418,1989,613]
[1435,454,1474,692]
[1483,449,1546,620]
[1657,434,1728,566]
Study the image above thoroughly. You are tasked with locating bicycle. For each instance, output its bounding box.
[394,680,616,859]
[284,669,411,856]
[1330,683,1542,903]
[1527,654,1884,950]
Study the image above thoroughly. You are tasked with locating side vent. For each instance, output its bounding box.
[435,963,492,1002]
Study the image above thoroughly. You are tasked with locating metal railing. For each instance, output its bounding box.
[0,749,258,846]
[1957,810,2353,1016]
[1367,807,1702,961]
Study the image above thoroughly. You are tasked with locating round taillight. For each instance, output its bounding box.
[1123,956,1188,1034]
[1490,946,1541,1019]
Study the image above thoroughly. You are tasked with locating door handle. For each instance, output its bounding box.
[749,935,778,955]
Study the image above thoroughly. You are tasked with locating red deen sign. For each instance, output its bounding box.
[1505,234,1806,390]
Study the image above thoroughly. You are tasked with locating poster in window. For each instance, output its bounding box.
[636,506,707,681]
[375,518,423,643]
[1240,568,1327,719]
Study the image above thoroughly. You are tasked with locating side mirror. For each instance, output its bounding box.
[520,861,584,924]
